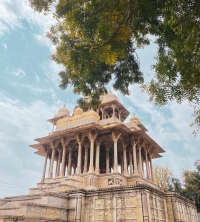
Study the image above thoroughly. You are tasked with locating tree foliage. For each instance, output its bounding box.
[154,164,182,192]
[154,162,200,212]
[29,0,200,125]
[182,160,200,212]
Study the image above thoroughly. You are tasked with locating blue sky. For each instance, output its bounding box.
[0,0,199,197]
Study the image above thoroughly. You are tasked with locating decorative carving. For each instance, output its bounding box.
[68,210,75,220]
[87,211,94,222]
[108,179,114,185]
[115,178,123,185]
[117,197,126,207]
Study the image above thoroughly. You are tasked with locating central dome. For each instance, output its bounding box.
[130,116,140,125]
[73,107,83,116]
[101,92,119,104]
[55,106,70,118]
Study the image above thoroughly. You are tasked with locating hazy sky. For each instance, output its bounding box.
[0,0,199,198]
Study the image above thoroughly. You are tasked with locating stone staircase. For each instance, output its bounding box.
[0,192,69,221]
[0,175,84,221]
[30,174,84,195]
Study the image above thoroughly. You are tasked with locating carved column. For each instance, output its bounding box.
[75,196,82,222]
[106,147,110,174]
[112,104,116,119]
[149,152,154,182]
[142,192,149,222]
[88,131,97,173]
[48,141,58,178]
[112,131,121,173]
[83,144,89,173]
[172,199,179,222]
[60,138,70,177]
[95,140,101,174]
[138,142,144,176]
[145,147,150,179]
[56,149,61,177]
[76,134,82,174]
[41,151,48,183]
[67,147,72,176]
[129,149,133,175]
[122,144,128,175]
[132,138,138,174]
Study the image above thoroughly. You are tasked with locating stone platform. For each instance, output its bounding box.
[0,175,198,222]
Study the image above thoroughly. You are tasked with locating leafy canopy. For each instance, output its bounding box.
[154,162,200,212]
[29,0,200,126]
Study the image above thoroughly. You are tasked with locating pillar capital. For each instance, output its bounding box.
[131,136,139,145]
[88,130,98,141]
[111,130,121,141]
[95,138,102,146]
[61,137,71,148]
[50,140,59,149]
[76,134,83,144]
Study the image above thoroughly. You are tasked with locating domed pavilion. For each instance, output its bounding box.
[0,93,198,222]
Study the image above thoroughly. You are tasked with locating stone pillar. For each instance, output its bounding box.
[55,157,59,178]
[76,134,82,174]
[132,139,138,174]
[112,104,116,119]
[100,107,104,120]
[95,141,101,174]
[123,144,128,175]
[83,145,89,173]
[138,144,144,176]
[88,131,97,173]
[48,157,51,177]
[121,152,123,173]
[60,139,66,177]
[106,147,110,174]
[41,152,48,183]
[56,150,61,177]
[112,131,121,173]
[75,196,82,222]
[172,198,179,222]
[142,192,149,222]
[48,142,56,178]
[129,149,133,175]
[67,147,72,176]
[145,148,150,179]
[149,153,154,182]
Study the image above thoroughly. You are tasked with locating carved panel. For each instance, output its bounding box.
[149,195,166,222]
[95,199,113,209]
[116,208,136,219]
[95,209,113,220]
[68,210,75,221]
[116,197,135,208]
[86,211,94,222]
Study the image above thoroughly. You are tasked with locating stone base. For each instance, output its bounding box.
[0,184,198,222]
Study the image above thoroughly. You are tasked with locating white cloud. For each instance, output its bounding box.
[36,75,40,82]
[0,0,56,36]
[0,92,67,197]
[2,43,7,49]
[43,60,64,86]
[11,68,26,78]
[11,82,49,93]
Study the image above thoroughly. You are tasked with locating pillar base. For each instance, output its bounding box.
[88,166,94,173]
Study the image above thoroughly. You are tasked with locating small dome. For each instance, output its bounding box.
[101,92,119,104]
[73,107,83,116]
[130,116,140,125]
[55,106,70,118]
